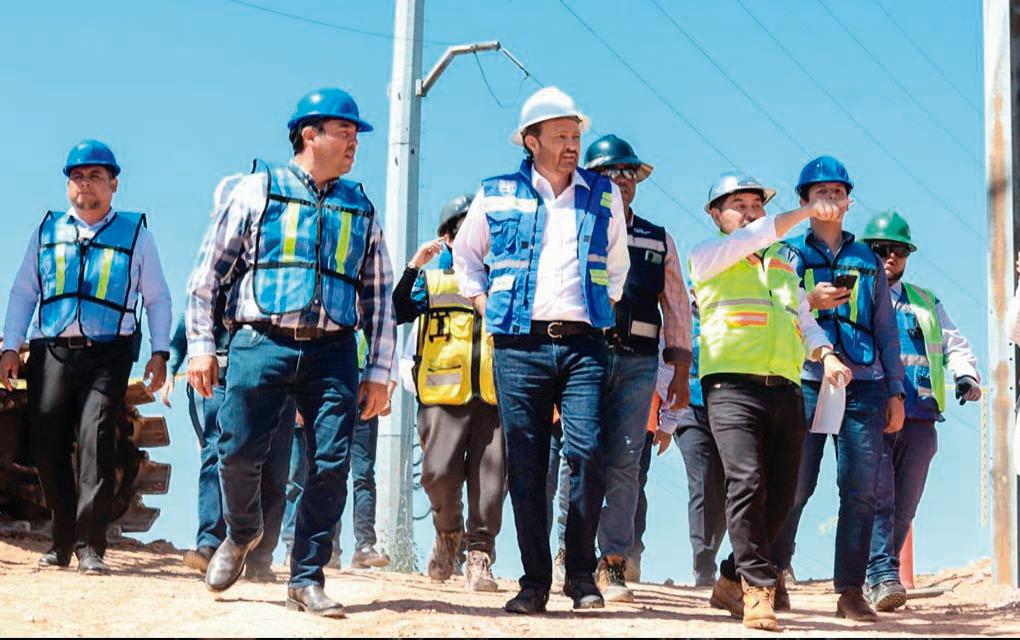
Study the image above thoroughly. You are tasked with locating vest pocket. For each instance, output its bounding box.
[486,211,521,256]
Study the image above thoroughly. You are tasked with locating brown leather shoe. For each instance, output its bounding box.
[427,529,461,582]
[205,531,263,593]
[836,588,878,622]
[709,575,744,618]
[741,578,780,632]
[774,569,791,611]
[286,584,346,618]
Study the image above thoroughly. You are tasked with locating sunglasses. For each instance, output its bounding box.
[869,244,912,259]
[599,167,638,181]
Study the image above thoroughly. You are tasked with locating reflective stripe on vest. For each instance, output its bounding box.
[479,160,615,334]
[251,160,373,327]
[415,269,496,405]
[692,242,805,384]
[37,210,145,341]
[902,282,945,410]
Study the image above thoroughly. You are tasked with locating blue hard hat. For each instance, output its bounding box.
[583,134,654,182]
[287,87,373,132]
[63,139,121,177]
[796,155,853,198]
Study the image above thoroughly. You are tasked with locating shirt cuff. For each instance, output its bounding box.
[663,347,693,367]
[364,363,391,385]
[886,379,906,398]
[187,338,218,359]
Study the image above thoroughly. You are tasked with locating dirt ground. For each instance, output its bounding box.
[1,534,1019,637]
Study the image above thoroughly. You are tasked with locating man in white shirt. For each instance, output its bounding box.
[859,210,981,612]
[0,140,172,575]
[453,87,629,614]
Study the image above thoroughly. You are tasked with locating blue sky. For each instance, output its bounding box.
[0,1,988,583]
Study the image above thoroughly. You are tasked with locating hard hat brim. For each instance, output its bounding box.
[511,112,590,146]
[63,162,121,178]
[703,186,777,213]
[287,115,374,133]
[585,156,654,182]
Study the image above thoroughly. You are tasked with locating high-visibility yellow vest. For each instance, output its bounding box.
[692,243,807,384]
[900,282,946,411]
[415,269,496,406]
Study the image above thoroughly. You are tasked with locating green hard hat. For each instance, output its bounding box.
[860,210,916,252]
[583,134,653,182]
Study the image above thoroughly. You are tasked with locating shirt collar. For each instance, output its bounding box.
[529,165,587,197]
[805,229,856,253]
[890,280,904,295]
[288,159,338,198]
[68,207,116,230]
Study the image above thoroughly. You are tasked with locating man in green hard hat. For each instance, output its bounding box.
[859,210,981,612]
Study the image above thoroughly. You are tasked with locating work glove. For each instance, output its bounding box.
[955,375,981,405]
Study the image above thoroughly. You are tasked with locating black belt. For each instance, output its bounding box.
[529,320,602,339]
[35,335,135,350]
[743,373,795,387]
[242,323,353,342]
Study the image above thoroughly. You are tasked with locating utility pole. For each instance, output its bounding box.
[376,0,522,571]
[984,0,1020,587]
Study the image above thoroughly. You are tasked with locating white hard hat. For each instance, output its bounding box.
[704,172,777,213]
[511,86,590,146]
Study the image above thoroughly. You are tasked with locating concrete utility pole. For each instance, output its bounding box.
[984,0,1020,587]
[376,0,521,571]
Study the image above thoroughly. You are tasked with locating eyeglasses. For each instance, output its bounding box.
[599,167,638,181]
[869,243,912,259]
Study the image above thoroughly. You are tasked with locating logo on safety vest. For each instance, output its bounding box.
[498,179,515,195]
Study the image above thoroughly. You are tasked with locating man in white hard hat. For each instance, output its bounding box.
[454,87,630,614]
[689,172,849,631]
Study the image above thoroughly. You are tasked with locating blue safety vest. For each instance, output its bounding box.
[784,233,881,366]
[37,210,145,341]
[251,160,373,327]
[480,160,615,335]
[689,303,703,408]
[894,283,945,421]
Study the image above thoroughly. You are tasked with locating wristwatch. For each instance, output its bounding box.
[405,260,420,271]
[821,351,840,364]
[152,350,170,362]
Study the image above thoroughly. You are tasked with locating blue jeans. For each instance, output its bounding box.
[771,379,887,591]
[867,419,938,586]
[597,351,658,558]
[186,381,293,567]
[494,333,609,591]
[282,415,380,554]
[545,429,571,550]
[218,327,360,589]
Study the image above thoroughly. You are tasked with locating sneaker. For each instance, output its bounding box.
[350,546,391,569]
[182,546,216,573]
[595,556,634,603]
[504,586,549,614]
[563,577,605,610]
[836,588,878,622]
[552,548,567,586]
[427,529,462,582]
[624,553,642,583]
[465,550,499,592]
[867,579,907,612]
[741,578,780,632]
[774,569,791,611]
[710,575,744,618]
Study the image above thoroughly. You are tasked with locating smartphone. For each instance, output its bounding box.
[832,273,858,290]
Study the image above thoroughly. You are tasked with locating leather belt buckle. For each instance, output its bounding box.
[64,336,91,349]
[545,321,564,339]
[292,326,319,342]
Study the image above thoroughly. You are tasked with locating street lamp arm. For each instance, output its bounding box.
[417,40,501,97]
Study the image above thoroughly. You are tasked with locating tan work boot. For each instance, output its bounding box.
[709,574,744,618]
[741,578,780,632]
[427,529,462,581]
[465,550,499,592]
[595,556,635,603]
[774,569,791,611]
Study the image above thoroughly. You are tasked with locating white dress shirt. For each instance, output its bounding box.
[687,215,830,359]
[890,281,980,382]
[3,208,173,353]
[453,167,630,323]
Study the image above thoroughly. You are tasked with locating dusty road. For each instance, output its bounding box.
[1,534,1018,637]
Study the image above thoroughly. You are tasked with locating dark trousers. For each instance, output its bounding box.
[493,333,609,592]
[630,430,654,561]
[673,406,727,580]
[217,326,359,589]
[703,374,806,587]
[417,399,505,555]
[187,381,293,564]
[27,339,134,556]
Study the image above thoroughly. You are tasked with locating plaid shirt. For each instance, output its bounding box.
[185,161,396,384]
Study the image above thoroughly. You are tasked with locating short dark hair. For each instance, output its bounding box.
[289,118,328,155]
[709,188,765,212]
[521,122,543,159]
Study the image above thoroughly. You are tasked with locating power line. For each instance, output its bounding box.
[732,0,984,243]
[557,0,743,171]
[222,0,456,46]
[472,52,527,109]
[815,0,981,167]
[873,0,982,115]
[647,0,812,159]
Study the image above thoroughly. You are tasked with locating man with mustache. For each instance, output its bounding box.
[453,87,630,614]
[185,87,395,618]
[0,139,172,575]
[690,172,848,631]
[771,156,906,622]
[859,210,980,611]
